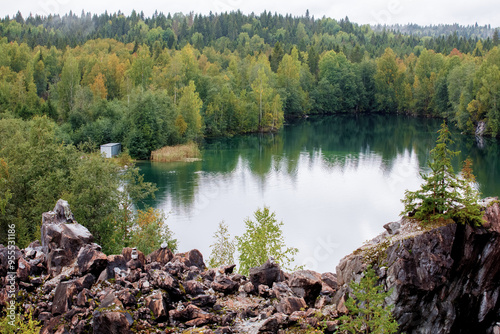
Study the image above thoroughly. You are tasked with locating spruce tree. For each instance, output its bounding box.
[402,121,483,226]
[338,266,399,334]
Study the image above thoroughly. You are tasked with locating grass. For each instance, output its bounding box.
[150,142,201,162]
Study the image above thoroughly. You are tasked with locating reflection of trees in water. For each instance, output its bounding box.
[137,115,500,210]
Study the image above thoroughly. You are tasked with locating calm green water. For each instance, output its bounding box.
[136,114,500,273]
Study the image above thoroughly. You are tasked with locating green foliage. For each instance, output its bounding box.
[452,158,485,226]
[208,221,236,268]
[129,207,178,255]
[236,206,298,275]
[0,307,41,334]
[402,121,484,226]
[338,266,399,334]
[0,116,156,250]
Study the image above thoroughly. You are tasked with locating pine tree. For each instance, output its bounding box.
[402,121,461,224]
[338,266,399,334]
[402,121,484,226]
[452,158,484,226]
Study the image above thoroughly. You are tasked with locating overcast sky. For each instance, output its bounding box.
[2,0,499,26]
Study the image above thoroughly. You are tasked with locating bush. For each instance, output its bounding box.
[208,221,236,268]
[129,207,178,255]
[236,207,299,275]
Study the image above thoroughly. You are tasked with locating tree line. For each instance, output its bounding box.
[3,10,498,56]
[1,16,500,158]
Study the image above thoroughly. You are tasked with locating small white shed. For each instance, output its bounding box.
[100,143,121,158]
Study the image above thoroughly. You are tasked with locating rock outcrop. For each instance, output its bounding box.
[336,198,500,334]
[3,198,500,333]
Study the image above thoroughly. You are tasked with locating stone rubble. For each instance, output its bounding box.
[2,198,500,333]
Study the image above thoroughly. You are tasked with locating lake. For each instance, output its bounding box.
[136,114,500,273]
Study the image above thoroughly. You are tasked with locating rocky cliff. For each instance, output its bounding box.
[1,199,500,333]
[336,197,500,334]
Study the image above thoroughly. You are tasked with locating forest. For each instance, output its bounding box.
[1,10,500,248]
[0,10,500,157]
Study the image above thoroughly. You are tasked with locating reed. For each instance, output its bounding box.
[150,142,201,162]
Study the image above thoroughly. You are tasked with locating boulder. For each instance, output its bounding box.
[92,310,133,334]
[76,244,107,276]
[191,294,217,308]
[321,272,337,291]
[249,258,285,289]
[41,200,94,276]
[52,281,77,315]
[145,290,169,320]
[184,280,205,296]
[122,247,145,270]
[99,254,127,282]
[212,276,239,295]
[169,304,214,326]
[483,200,500,232]
[276,296,307,315]
[146,247,173,265]
[173,249,205,270]
[16,257,31,282]
[149,269,179,291]
[99,291,124,309]
[288,270,322,306]
[117,289,137,307]
[383,221,401,235]
[258,316,280,332]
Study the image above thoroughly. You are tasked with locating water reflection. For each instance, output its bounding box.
[137,115,500,273]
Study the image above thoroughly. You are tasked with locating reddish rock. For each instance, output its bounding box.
[99,254,127,282]
[75,289,90,307]
[184,280,205,296]
[276,296,307,315]
[41,200,95,277]
[212,276,239,295]
[321,272,338,291]
[16,257,31,282]
[40,315,65,334]
[52,281,77,315]
[249,258,285,289]
[173,249,205,270]
[149,269,179,291]
[145,290,169,320]
[99,291,123,309]
[288,270,322,306]
[169,304,214,326]
[258,316,280,332]
[191,294,217,308]
[483,201,500,232]
[219,264,236,274]
[73,273,95,291]
[77,244,107,276]
[122,247,146,267]
[146,247,173,265]
[117,289,137,307]
[92,310,133,334]
[272,282,294,299]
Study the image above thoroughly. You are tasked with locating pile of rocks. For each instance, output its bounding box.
[0,200,340,333]
[3,198,500,333]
